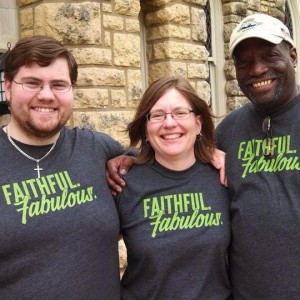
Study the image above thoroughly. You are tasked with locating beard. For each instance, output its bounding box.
[10,108,71,141]
[245,84,283,108]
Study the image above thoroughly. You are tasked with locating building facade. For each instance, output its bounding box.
[1,0,299,142]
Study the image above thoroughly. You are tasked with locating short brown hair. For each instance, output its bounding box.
[127,76,216,164]
[4,35,78,85]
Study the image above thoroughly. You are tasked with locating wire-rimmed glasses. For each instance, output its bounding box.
[13,80,73,93]
[146,107,195,123]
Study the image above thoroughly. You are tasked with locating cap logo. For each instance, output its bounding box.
[238,20,262,33]
[280,27,291,39]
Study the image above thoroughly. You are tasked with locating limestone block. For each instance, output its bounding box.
[183,0,207,5]
[113,33,141,67]
[224,60,236,80]
[225,79,243,96]
[19,0,39,5]
[115,0,140,16]
[145,4,190,26]
[228,96,249,111]
[223,3,247,15]
[73,111,134,145]
[143,0,173,7]
[148,61,187,82]
[147,44,154,62]
[153,41,208,60]
[103,15,124,31]
[20,8,34,30]
[223,14,244,24]
[224,22,238,43]
[111,89,127,108]
[21,30,35,38]
[102,3,112,13]
[77,68,125,86]
[118,239,127,278]
[34,3,102,44]
[125,19,140,32]
[247,0,262,10]
[71,48,112,65]
[195,80,211,106]
[191,7,206,42]
[127,70,143,108]
[104,31,111,47]
[188,62,208,79]
[147,25,190,41]
[74,88,109,109]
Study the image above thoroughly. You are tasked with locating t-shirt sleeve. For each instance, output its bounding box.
[95,131,126,159]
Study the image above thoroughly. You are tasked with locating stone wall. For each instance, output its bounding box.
[2,0,288,276]
[18,0,142,145]
[2,0,288,130]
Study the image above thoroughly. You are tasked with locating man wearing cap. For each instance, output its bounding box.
[216,13,300,298]
[106,13,300,298]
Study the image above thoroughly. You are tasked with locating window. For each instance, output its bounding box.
[0,0,18,51]
[286,0,300,83]
[204,0,227,119]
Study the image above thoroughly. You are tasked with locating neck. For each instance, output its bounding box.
[155,155,196,171]
[6,123,60,146]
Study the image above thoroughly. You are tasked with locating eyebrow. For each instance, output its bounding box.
[19,76,70,83]
[150,106,191,112]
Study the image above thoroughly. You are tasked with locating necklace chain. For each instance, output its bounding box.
[5,127,57,178]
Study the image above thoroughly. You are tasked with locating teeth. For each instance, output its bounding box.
[163,134,181,139]
[35,108,54,112]
[253,80,272,88]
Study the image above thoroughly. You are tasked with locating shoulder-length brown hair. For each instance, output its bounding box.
[127,76,216,164]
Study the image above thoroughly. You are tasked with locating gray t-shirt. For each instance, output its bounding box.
[216,95,300,299]
[116,161,231,300]
[0,127,124,299]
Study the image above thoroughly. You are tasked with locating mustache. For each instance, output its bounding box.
[244,74,282,86]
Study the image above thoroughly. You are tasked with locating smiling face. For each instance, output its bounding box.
[233,38,297,114]
[146,88,201,169]
[5,58,74,144]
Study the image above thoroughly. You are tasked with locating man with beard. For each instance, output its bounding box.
[106,13,300,299]
[0,35,125,299]
[215,13,300,298]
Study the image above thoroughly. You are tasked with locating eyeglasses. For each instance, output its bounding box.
[13,80,73,93]
[146,108,195,123]
[262,117,273,158]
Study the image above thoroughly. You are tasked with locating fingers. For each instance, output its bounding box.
[211,149,227,186]
[106,156,127,194]
[106,155,136,194]
[218,165,228,187]
[106,169,125,194]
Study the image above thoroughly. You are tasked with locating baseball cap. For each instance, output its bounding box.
[229,13,295,57]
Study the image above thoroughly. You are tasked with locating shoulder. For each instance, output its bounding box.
[218,103,252,128]
[216,103,253,150]
[62,127,122,147]
[61,127,124,157]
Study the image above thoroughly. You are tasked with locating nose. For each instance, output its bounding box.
[163,113,176,127]
[248,58,268,77]
[37,85,55,100]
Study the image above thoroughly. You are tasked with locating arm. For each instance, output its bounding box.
[106,149,227,193]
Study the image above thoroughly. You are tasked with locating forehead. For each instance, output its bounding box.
[234,38,282,57]
[152,88,190,109]
[16,58,70,79]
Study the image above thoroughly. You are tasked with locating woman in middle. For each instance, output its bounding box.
[115,76,231,299]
